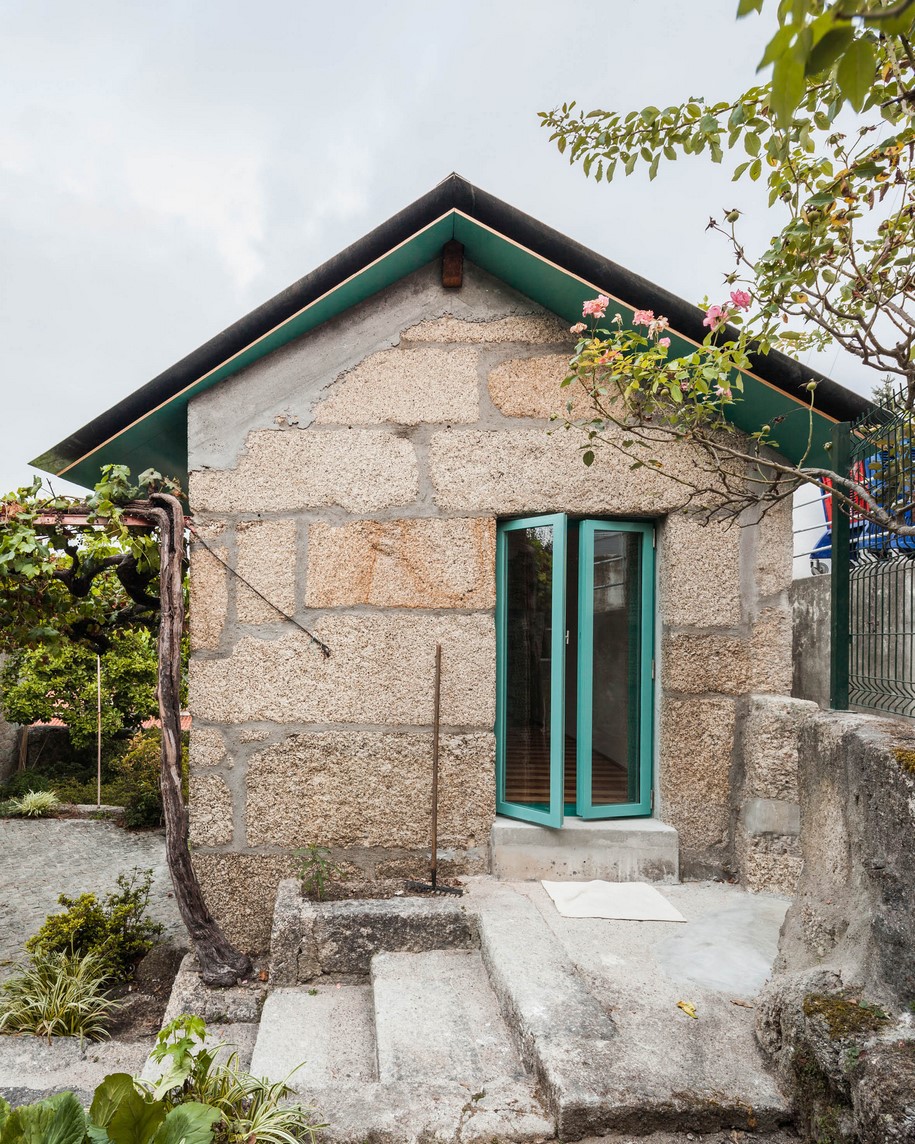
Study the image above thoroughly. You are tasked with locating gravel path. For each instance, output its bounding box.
[0,818,185,970]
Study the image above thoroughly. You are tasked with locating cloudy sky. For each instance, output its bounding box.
[0,0,864,496]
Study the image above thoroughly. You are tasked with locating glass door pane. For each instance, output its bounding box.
[577,521,654,818]
[496,515,566,827]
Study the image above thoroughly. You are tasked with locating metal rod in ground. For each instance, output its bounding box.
[403,643,462,896]
[430,642,441,890]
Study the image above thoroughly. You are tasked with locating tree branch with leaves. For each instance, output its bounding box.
[541,0,915,532]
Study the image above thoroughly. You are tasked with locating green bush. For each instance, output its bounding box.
[4,789,61,818]
[0,770,50,797]
[105,728,189,828]
[0,1018,323,1143]
[26,869,163,982]
[0,949,116,1041]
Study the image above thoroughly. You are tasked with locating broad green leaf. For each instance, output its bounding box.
[770,49,806,126]
[737,0,763,15]
[152,1104,221,1144]
[805,26,854,75]
[90,1073,138,1129]
[836,37,876,112]
[106,1087,166,1144]
[2,1094,87,1144]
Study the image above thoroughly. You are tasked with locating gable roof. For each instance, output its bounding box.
[33,173,870,490]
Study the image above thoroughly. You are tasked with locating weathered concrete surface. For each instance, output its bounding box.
[249,985,376,1085]
[269,885,476,983]
[162,953,267,1025]
[0,1035,152,1107]
[401,312,569,344]
[372,950,524,1084]
[490,817,678,883]
[466,879,790,1138]
[790,574,831,709]
[756,709,915,1143]
[294,1078,554,1144]
[733,696,817,896]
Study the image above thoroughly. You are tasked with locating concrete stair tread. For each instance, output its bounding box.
[466,881,790,1138]
[294,1078,552,1144]
[372,949,525,1084]
[249,985,375,1086]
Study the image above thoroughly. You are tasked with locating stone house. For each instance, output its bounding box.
[35,175,868,951]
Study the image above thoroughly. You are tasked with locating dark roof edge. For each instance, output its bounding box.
[35,173,869,473]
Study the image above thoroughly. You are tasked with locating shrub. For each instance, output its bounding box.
[0,1018,324,1143]
[4,789,61,818]
[147,1015,323,1143]
[0,769,51,797]
[0,949,116,1041]
[108,728,189,828]
[26,868,163,982]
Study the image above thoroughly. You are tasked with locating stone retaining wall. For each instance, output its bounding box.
[186,261,796,950]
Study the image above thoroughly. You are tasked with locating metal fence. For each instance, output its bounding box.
[831,401,915,718]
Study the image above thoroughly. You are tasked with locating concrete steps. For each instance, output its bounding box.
[241,879,792,1142]
[248,985,376,1087]
[249,949,550,1143]
[372,949,525,1084]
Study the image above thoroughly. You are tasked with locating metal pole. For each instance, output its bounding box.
[96,655,102,807]
[430,644,441,890]
[830,423,851,710]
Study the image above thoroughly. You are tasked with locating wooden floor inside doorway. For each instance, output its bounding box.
[504,730,629,806]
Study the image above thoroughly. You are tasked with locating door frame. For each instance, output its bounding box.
[576,519,655,818]
[495,514,655,826]
[494,513,567,827]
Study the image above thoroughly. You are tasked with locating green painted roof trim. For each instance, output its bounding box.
[47,207,836,491]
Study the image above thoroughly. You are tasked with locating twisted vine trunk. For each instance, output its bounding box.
[147,493,252,986]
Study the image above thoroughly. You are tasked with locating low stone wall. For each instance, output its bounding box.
[756,707,915,1142]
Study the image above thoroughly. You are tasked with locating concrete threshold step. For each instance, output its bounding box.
[371,949,525,1085]
[491,816,679,882]
[468,881,789,1140]
[249,985,376,1087]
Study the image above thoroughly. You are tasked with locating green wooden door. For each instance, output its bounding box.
[496,515,654,825]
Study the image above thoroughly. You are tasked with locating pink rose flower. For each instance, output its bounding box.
[597,350,620,365]
[582,294,610,319]
[703,304,727,331]
[658,337,671,348]
[570,322,587,335]
[632,309,655,326]
[715,385,733,399]
[730,290,752,311]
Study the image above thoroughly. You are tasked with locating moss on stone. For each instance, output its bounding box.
[893,746,915,775]
[802,993,891,1040]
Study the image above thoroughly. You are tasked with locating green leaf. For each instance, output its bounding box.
[2,1094,87,1144]
[90,1074,137,1130]
[805,26,854,75]
[737,0,763,14]
[152,1106,221,1144]
[106,1087,166,1144]
[770,49,806,126]
[836,37,876,112]
[582,451,595,467]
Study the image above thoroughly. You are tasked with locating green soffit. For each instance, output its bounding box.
[37,209,837,491]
